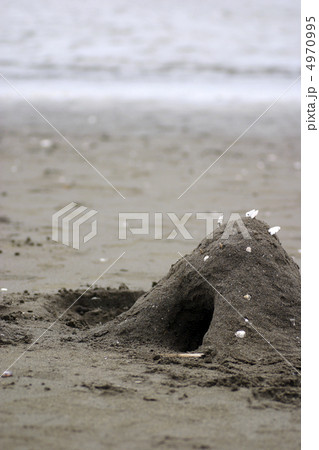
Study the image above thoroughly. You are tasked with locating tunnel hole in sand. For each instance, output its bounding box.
[168,291,214,352]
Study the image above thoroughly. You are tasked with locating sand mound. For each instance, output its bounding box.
[92,218,300,367]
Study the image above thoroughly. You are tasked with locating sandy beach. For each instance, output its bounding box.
[0,99,301,449]
[1,99,300,292]
[0,0,301,447]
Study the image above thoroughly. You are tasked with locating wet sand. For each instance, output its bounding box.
[0,287,300,449]
[0,98,300,448]
[0,345,300,450]
[1,99,300,292]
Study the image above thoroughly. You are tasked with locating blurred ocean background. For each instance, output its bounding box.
[0,0,300,103]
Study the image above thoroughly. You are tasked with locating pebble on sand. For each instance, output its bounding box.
[246,247,252,253]
[268,226,281,236]
[243,294,251,300]
[235,330,246,338]
[203,255,209,262]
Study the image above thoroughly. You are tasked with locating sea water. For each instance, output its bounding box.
[0,0,300,104]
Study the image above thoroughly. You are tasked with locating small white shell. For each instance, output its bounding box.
[246,209,259,219]
[243,294,251,300]
[1,288,8,292]
[246,247,251,253]
[203,255,209,262]
[268,226,281,235]
[235,330,246,338]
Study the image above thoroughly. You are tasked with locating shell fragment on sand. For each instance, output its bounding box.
[243,294,251,300]
[203,255,209,262]
[235,330,246,338]
[161,353,205,358]
[1,370,13,377]
[246,209,259,219]
[246,247,252,253]
[268,226,281,235]
[290,318,296,327]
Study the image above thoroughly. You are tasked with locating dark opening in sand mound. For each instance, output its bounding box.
[91,218,300,367]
